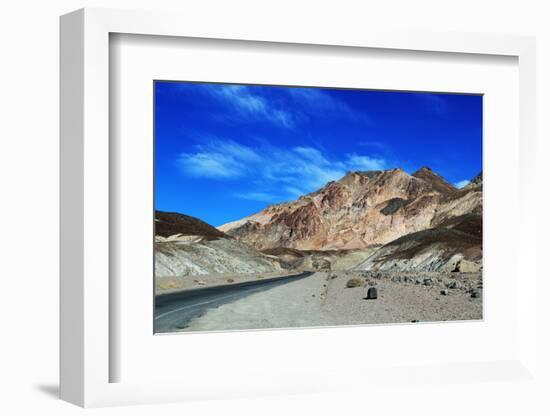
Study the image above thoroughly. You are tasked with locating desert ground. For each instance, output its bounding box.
[159,271,482,332]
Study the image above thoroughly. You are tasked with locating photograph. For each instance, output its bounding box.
[153,81,483,333]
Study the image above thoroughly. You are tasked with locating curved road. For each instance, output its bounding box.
[155,272,315,333]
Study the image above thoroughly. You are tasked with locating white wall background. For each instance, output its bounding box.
[0,0,548,414]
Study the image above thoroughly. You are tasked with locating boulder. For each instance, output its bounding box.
[366,287,378,299]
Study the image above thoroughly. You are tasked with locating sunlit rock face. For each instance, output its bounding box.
[219,168,482,252]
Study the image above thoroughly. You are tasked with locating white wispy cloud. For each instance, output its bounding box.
[295,88,372,125]
[215,140,262,163]
[286,87,367,122]
[216,85,267,114]
[270,110,294,128]
[234,192,279,202]
[205,85,295,128]
[454,179,470,189]
[347,154,386,171]
[178,139,260,179]
[293,146,330,165]
[178,152,247,179]
[181,83,370,129]
[178,139,387,202]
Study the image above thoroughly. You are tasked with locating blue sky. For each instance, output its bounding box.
[155,81,482,226]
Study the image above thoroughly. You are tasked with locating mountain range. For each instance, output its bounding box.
[219,167,482,249]
[156,167,482,275]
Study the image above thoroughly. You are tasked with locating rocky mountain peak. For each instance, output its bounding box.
[338,170,379,186]
[412,166,437,178]
[469,171,483,186]
[412,166,457,196]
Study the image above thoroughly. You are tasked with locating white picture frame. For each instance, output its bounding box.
[60,7,538,407]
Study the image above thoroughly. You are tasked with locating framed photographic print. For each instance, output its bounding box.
[60,8,538,408]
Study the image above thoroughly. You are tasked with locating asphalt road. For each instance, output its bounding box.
[154,272,315,333]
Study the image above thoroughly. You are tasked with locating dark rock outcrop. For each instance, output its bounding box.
[155,211,227,239]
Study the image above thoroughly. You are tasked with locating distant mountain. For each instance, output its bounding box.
[154,211,284,277]
[219,168,482,251]
[155,211,227,239]
[464,171,483,190]
[412,166,457,196]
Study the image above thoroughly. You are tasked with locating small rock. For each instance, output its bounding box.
[446,281,459,289]
[470,289,481,298]
[365,287,378,300]
[440,289,449,296]
[346,277,364,288]
[411,320,419,323]
[423,278,433,286]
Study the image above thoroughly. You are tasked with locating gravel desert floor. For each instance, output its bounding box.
[180,271,483,332]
